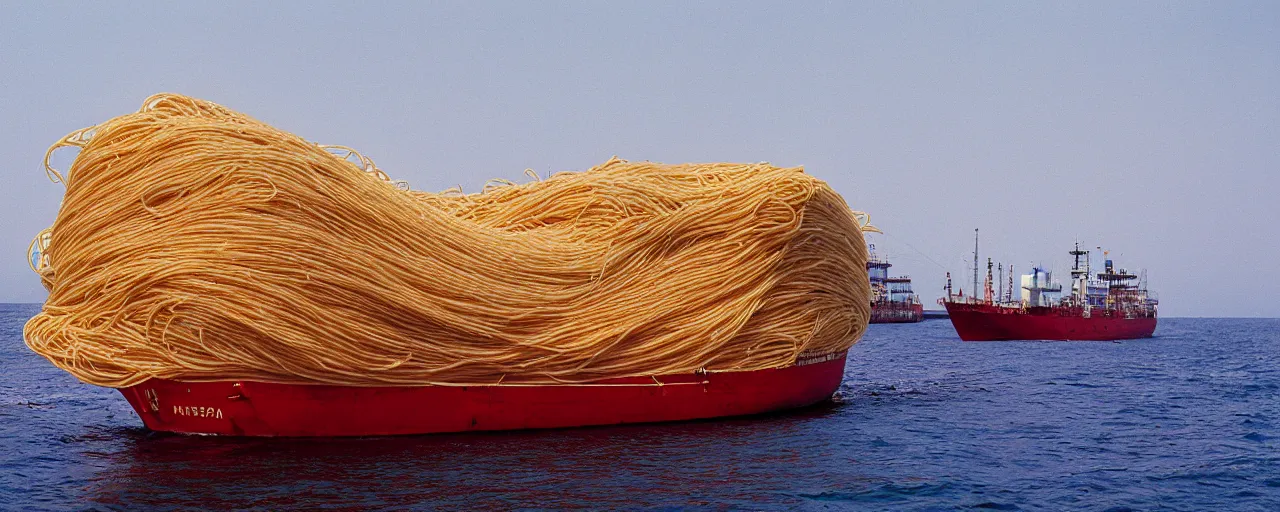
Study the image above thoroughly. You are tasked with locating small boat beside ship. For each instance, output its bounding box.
[941,231,1158,341]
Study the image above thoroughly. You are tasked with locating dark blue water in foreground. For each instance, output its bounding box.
[2,303,1278,511]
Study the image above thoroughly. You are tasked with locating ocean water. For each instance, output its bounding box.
[1,303,1277,511]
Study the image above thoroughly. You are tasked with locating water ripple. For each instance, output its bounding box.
[2,306,1278,510]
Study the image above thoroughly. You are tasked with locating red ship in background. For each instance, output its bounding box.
[867,244,924,323]
[941,230,1157,341]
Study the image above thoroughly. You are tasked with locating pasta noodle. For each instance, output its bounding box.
[24,94,874,388]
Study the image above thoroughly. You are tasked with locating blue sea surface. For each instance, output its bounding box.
[2,303,1277,511]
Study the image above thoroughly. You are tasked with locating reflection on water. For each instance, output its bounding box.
[82,406,849,510]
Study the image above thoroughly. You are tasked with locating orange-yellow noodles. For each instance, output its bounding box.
[24,94,875,388]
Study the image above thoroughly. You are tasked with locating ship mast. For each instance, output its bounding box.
[1006,264,1015,303]
[997,263,1003,305]
[973,228,979,303]
[984,258,994,304]
[1070,241,1089,305]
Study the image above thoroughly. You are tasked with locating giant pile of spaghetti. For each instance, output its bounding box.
[24,94,874,388]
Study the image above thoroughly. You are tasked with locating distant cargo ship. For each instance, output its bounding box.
[941,230,1157,341]
[867,244,924,323]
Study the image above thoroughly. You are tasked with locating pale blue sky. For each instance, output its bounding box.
[2,2,1276,316]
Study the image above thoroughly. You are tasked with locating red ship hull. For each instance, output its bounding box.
[943,302,1156,341]
[869,303,924,323]
[116,352,847,437]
